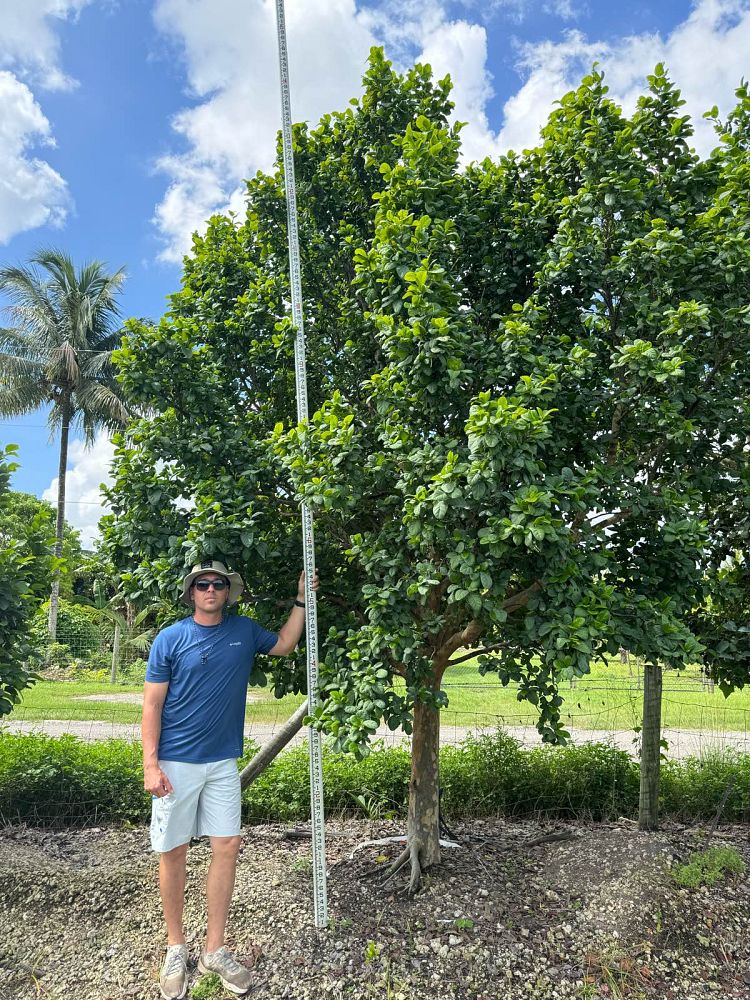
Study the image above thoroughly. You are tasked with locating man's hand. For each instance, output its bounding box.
[297,568,320,601]
[144,764,174,797]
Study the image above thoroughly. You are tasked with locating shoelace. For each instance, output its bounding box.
[164,947,186,977]
[210,948,241,975]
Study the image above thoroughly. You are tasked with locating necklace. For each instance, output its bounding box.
[191,614,227,664]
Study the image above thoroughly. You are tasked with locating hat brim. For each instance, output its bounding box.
[181,569,244,606]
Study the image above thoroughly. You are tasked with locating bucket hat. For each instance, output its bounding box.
[181,560,244,606]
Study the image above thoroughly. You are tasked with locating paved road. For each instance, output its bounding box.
[3,716,749,760]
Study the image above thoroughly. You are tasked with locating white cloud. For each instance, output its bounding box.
[0,2,90,243]
[151,0,750,259]
[498,0,750,155]
[0,71,70,243]
[43,434,116,547]
[543,0,582,20]
[415,18,504,162]
[0,0,92,91]
[151,0,378,262]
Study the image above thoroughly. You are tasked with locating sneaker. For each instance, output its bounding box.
[198,946,252,994]
[159,944,188,1000]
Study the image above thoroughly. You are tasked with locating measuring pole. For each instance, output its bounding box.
[274,0,328,928]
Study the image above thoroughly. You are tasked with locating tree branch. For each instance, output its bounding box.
[435,580,544,670]
[501,579,543,614]
[447,642,504,667]
[587,509,630,533]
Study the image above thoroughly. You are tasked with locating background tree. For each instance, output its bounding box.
[0,249,130,640]
[0,490,82,604]
[0,446,41,714]
[104,55,750,886]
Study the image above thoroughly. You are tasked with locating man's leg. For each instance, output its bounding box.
[197,760,253,992]
[160,842,190,944]
[205,835,241,952]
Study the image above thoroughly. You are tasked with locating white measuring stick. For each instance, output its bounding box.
[274,0,328,929]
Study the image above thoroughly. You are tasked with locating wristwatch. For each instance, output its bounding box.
[293,599,305,608]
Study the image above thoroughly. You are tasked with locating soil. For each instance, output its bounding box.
[0,818,749,1000]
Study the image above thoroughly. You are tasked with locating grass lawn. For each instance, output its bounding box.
[12,679,306,727]
[439,658,750,732]
[8,660,750,733]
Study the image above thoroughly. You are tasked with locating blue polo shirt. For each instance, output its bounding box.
[146,614,278,763]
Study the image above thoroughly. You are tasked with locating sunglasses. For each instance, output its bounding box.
[193,579,228,591]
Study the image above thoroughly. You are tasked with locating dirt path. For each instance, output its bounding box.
[4,716,750,759]
[1,819,748,999]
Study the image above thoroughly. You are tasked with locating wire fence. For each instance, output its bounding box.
[9,620,750,762]
[5,672,750,761]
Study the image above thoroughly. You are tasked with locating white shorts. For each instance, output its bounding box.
[150,758,241,853]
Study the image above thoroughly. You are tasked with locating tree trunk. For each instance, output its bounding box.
[405,684,442,893]
[110,624,121,684]
[240,699,308,789]
[48,403,71,643]
[639,662,663,831]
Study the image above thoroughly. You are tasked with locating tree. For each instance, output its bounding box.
[0,490,82,604]
[104,54,750,886]
[0,249,130,640]
[0,446,40,714]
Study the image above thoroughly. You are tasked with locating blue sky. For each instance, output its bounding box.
[1,0,749,544]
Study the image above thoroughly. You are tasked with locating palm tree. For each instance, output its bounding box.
[0,249,129,641]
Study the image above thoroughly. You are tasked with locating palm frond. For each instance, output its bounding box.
[30,249,77,292]
[0,352,47,381]
[0,265,59,340]
[80,349,118,379]
[0,382,49,416]
[73,382,130,435]
[0,328,43,359]
[58,340,80,383]
[124,630,156,653]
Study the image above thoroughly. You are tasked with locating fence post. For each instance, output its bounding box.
[110,624,121,684]
[638,662,663,831]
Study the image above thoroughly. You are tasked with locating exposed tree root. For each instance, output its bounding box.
[383,845,411,882]
[379,843,424,894]
[407,842,423,896]
[381,841,429,895]
[349,834,460,861]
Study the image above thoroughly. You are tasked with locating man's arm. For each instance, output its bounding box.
[269,569,319,656]
[142,681,174,796]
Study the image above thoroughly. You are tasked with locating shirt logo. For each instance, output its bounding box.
[229,641,242,646]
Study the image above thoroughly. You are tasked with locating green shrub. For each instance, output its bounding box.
[238,740,410,822]
[441,733,639,820]
[661,750,750,821]
[672,846,745,888]
[31,600,102,657]
[119,659,148,684]
[0,734,148,826]
[38,642,75,679]
[1,731,749,829]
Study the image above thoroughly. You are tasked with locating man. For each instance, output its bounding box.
[143,559,318,999]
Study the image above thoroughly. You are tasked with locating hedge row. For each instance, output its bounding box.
[0,731,748,828]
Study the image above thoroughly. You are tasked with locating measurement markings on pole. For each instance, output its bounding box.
[275,0,328,930]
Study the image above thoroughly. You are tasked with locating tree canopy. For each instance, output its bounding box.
[0,447,41,714]
[0,489,82,604]
[104,53,750,880]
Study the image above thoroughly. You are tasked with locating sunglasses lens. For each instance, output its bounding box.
[195,580,227,591]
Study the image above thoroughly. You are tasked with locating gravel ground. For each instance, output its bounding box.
[6,717,750,759]
[1,818,749,999]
